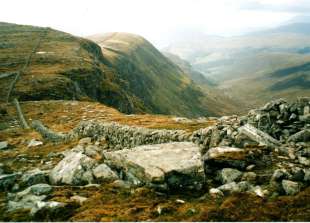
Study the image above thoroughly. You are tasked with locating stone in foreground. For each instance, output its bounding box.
[0,141,8,150]
[103,142,204,190]
[49,152,97,185]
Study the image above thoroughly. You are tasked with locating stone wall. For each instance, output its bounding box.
[33,97,309,154]
[72,120,192,150]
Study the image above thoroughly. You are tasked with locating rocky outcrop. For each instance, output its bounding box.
[103,142,204,190]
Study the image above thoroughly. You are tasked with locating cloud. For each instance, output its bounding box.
[240,0,310,13]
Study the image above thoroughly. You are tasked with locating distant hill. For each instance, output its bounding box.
[164,22,310,108]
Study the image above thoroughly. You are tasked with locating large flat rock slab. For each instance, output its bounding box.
[103,142,204,190]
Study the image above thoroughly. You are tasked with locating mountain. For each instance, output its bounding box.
[164,23,310,108]
[88,32,241,117]
[0,22,143,114]
[0,22,240,117]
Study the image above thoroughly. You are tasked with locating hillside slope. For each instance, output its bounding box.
[0,22,240,117]
[0,22,145,113]
[163,52,216,86]
[89,32,240,117]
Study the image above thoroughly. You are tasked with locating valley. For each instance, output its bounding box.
[0,18,309,222]
[164,22,310,109]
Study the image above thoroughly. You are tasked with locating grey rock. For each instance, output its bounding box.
[290,167,305,181]
[30,201,65,216]
[15,184,52,199]
[8,194,46,212]
[237,181,252,192]
[30,184,53,196]
[84,145,100,158]
[304,169,310,182]
[238,124,280,147]
[78,137,92,145]
[298,156,310,166]
[103,142,204,190]
[0,141,8,150]
[0,173,20,191]
[0,163,4,175]
[299,114,310,122]
[49,152,97,185]
[242,172,257,182]
[21,169,48,187]
[70,195,88,204]
[209,188,224,198]
[271,169,290,182]
[282,180,300,195]
[250,185,266,197]
[28,139,43,147]
[246,164,255,171]
[111,180,132,189]
[288,129,310,143]
[203,146,249,170]
[217,182,239,195]
[218,168,242,184]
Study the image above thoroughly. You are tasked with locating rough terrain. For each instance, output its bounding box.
[0,98,309,221]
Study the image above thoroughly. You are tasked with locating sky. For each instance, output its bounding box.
[1,0,309,47]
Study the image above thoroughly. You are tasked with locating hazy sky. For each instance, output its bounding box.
[1,0,309,47]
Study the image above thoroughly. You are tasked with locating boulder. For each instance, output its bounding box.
[282,180,300,195]
[28,139,43,147]
[21,169,48,187]
[237,124,280,147]
[7,183,56,215]
[49,152,97,185]
[8,194,46,212]
[304,169,310,183]
[217,168,242,184]
[111,180,132,189]
[0,141,8,150]
[288,129,310,143]
[203,147,251,171]
[14,184,52,199]
[70,195,88,204]
[271,169,290,182]
[84,145,101,158]
[250,185,266,197]
[0,163,4,175]
[103,142,204,190]
[217,182,239,195]
[242,172,257,182]
[209,188,224,198]
[0,173,20,191]
[237,181,252,192]
[290,167,305,181]
[92,164,118,182]
[78,137,92,146]
[298,156,310,166]
[30,201,65,216]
